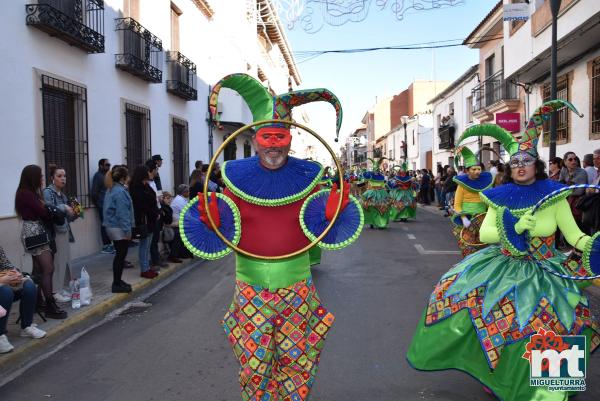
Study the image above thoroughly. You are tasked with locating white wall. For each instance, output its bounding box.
[527,48,600,162]
[431,74,480,168]
[503,0,600,78]
[0,0,296,266]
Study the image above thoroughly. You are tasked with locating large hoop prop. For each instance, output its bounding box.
[203,119,345,260]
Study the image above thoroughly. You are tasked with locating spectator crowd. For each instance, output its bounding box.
[3,149,600,354]
[2,156,225,354]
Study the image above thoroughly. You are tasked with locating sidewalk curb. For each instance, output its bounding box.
[0,258,198,375]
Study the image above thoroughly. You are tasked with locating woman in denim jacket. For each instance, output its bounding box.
[103,166,134,293]
[43,164,80,303]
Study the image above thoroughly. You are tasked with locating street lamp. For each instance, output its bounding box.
[549,0,562,160]
[401,115,409,163]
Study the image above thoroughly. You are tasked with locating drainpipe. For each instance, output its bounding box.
[549,0,562,160]
[207,85,214,159]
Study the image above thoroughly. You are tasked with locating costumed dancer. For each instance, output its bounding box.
[407,100,600,401]
[319,166,334,189]
[451,144,493,257]
[361,158,391,229]
[387,163,417,222]
[181,74,363,401]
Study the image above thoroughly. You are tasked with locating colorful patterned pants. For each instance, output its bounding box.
[222,278,335,401]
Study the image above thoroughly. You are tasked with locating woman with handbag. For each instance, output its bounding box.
[14,165,67,319]
[0,245,46,353]
[129,166,159,279]
[43,164,80,303]
[103,166,134,293]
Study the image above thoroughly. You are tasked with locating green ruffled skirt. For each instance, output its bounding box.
[363,207,390,228]
[407,245,600,401]
[388,189,416,221]
[362,189,390,228]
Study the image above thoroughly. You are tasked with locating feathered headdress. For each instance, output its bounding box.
[209,73,343,142]
[392,162,408,172]
[367,157,387,173]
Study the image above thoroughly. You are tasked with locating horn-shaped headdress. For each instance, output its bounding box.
[209,73,343,142]
[454,146,479,170]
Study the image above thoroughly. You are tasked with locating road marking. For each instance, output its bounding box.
[407,234,416,240]
[414,244,461,255]
[400,226,409,231]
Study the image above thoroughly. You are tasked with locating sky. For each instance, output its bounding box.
[281,0,500,147]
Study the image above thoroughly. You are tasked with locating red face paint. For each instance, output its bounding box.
[256,127,291,148]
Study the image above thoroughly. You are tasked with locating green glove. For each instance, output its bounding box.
[515,210,536,234]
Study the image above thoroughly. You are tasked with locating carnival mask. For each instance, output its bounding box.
[256,127,292,148]
[509,152,536,169]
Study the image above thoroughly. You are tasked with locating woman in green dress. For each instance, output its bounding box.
[361,158,391,229]
[407,100,600,401]
[387,163,417,222]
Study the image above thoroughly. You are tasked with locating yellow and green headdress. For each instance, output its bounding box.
[454,145,479,170]
[455,99,582,158]
[209,73,343,141]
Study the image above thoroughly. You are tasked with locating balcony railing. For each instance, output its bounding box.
[438,125,455,150]
[472,70,519,113]
[26,0,105,53]
[115,18,162,83]
[166,51,197,101]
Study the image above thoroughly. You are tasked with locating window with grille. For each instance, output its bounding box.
[124,103,151,170]
[591,59,600,138]
[172,118,189,189]
[41,75,90,207]
[542,75,570,145]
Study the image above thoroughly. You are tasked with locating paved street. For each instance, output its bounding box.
[1,207,600,401]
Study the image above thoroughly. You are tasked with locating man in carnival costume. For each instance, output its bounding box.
[387,162,417,222]
[451,145,493,256]
[408,100,600,401]
[361,157,391,229]
[180,74,363,401]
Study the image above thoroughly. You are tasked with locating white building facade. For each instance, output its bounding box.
[502,0,600,161]
[0,0,299,267]
[430,65,480,169]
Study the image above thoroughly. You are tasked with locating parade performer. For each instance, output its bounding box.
[387,163,416,222]
[361,158,391,229]
[319,166,334,189]
[181,74,363,401]
[451,145,493,256]
[407,100,600,401]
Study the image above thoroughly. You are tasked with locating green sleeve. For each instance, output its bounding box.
[479,207,500,244]
[555,200,590,251]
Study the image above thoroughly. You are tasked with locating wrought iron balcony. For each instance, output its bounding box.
[115,18,162,83]
[25,0,105,53]
[166,51,197,101]
[472,70,519,114]
[438,125,455,150]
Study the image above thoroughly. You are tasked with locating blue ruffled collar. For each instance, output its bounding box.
[481,179,568,211]
[453,172,493,192]
[363,171,385,181]
[222,156,323,205]
[395,175,412,183]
